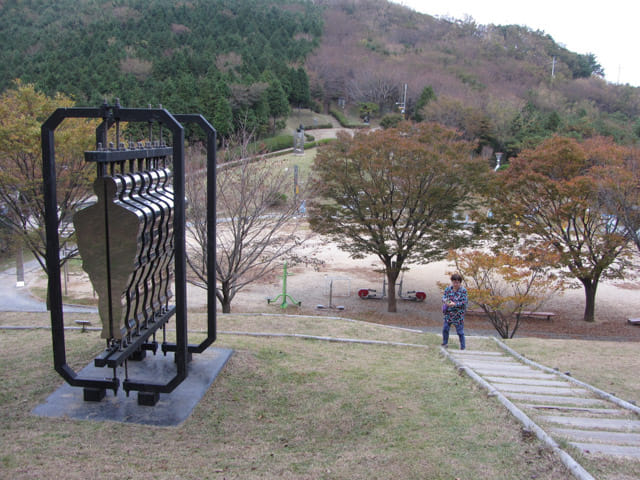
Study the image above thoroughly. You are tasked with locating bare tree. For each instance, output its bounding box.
[185,136,314,313]
[346,68,401,113]
[306,44,351,112]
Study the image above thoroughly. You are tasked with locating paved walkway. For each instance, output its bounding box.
[0,260,96,313]
[445,348,640,474]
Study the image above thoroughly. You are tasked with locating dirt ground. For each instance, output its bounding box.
[56,234,640,341]
[189,237,640,342]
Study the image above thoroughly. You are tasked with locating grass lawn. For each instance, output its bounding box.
[285,109,335,131]
[504,337,640,408]
[0,312,576,480]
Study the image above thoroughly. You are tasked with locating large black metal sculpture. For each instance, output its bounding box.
[42,101,217,406]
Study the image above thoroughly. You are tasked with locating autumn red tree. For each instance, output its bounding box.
[594,144,640,253]
[309,122,484,313]
[486,136,635,322]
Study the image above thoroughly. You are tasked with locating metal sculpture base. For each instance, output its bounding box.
[84,388,106,402]
[32,347,233,426]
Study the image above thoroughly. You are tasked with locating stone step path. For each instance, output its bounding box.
[447,349,640,463]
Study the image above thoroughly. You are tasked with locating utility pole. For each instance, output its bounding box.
[16,244,24,287]
[396,83,407,118]
[293,164,299,205]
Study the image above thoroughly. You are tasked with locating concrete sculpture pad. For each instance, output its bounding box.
[33,347,233,426]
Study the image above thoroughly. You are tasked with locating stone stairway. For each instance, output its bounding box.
[447,349,640,461]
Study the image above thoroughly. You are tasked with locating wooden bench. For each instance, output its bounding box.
[628,318,640,326]
[519,311,556,320]
[466,309,555,320]
[74,319,91,332]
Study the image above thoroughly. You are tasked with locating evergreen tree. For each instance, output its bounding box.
[413,85,435,122]
[289,67,310,108]
[211,81,234,142]
[265,77,290,134]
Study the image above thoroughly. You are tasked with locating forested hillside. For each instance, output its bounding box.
[1,0,639,155]
[308,0,640,156]
[0,0,321,138]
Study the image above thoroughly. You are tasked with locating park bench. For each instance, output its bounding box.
[466,309,555,320]
[74,319,91,332]
[519,311,556,320]
[628,318,640,326]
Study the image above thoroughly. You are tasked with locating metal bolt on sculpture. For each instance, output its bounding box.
[42,100,217,406]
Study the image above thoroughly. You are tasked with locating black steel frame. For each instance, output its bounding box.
[41,102,216,397]
[172,113,217,354]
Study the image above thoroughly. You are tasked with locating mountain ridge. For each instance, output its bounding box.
[0,0,637,153]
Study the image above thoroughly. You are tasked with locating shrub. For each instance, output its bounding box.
[260,134,294,152]
[380,113,404,129]
[303,122,333,130]
[330,108,368,128]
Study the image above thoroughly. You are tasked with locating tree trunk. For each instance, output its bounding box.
[387,280,397,312]
[386,268,400,313]
[488,311,508,338]
[510,313,523,338]
[221,300,231,314]
[219,281,232,313]
[580,278,598,322]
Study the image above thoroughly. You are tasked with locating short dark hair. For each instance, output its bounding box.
[450,273,463,282]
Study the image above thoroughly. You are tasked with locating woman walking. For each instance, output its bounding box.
[441,273,467,350]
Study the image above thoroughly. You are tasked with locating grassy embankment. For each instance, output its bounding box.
[3,312,639,479]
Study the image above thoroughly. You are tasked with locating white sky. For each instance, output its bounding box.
[392,0,640,87]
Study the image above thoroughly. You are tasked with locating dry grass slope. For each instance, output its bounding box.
[0,313,581,480]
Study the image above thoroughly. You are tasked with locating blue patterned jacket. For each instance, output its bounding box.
[442,285,468,326]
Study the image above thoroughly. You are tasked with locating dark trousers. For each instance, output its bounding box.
[442,321,465,349]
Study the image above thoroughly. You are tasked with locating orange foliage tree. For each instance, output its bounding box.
[448,248,563,338]
[0,81,95,274]
[485,136,635,322]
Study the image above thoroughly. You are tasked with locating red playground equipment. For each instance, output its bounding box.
[397,274,426,302]
[358,275,425,302]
